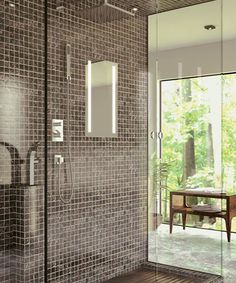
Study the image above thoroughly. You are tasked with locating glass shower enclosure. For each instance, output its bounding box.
[148,1,236,282]
[1,0,157,282]
[2,0,236,282]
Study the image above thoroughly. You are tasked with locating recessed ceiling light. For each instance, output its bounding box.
[204,25,216,31]
[131,7,138,13]
[9,2,15,8]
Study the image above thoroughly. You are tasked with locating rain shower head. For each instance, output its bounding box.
[78,0,136,23]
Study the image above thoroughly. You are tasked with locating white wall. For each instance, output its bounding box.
[155,39,236,80]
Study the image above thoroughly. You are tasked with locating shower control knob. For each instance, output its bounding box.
[34,158,40,164]
[52,119,63,142]
[54,155,64,165]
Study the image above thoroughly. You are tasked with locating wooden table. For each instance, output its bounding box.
[169,190,236,242]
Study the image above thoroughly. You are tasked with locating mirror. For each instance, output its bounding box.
[85,60,118,137]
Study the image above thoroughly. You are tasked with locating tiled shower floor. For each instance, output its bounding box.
[0,252,11,281]
[149,224,236,283]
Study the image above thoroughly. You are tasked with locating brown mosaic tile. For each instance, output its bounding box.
[47,0,148,282]
[1,0,45,282]
[1,0,150,282]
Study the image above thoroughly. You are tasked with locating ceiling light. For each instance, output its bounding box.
[204,25,216,31]
[131,7,138,13]
[9,2,15,8]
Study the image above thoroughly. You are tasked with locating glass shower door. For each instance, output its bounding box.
[46,1,158,282]
[148,0,224,277]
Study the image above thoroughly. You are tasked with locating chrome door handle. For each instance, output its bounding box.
[150,131,163,140]
[158,131,163,139]
[150,131,156,139]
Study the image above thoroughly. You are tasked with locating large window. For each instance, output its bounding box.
[161,74,236,231]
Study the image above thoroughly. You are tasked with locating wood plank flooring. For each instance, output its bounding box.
[105,269,203,283]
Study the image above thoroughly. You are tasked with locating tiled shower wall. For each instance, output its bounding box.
[1,0,148,282]
[47,1,148,282]
[1,0,45,282]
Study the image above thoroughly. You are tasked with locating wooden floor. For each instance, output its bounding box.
[105,269,204,283]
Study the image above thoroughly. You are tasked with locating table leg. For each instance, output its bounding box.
[170,211,174,234]
[170,193,173,234]
[182,213,186,230]
[226,198,232,243]
[225,217,232,243]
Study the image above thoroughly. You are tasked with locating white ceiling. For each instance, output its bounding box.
[149,0,236,51]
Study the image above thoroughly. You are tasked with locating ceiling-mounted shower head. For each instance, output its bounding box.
[56,0,65,12]
[78,0,136,23]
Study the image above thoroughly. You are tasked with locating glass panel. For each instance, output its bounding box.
[47,0,157,282]
[222,1,236,281]
[161,75,222,227]
[148,0,224,276]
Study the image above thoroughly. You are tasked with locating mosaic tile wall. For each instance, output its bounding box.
[47,0,148,282]
[0,0,45,282]
[1,0,148,282]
